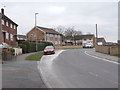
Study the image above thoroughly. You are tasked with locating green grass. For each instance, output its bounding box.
[114,55,120,58]
[25,52,44,61]
[118,55,120,58]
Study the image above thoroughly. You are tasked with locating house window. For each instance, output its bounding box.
[50,34,53,37]
[10,23,12,28]
[55,41,58,45]
[14,25,16,29]
[2,19,4,25]
[47,34,49,37]
[6,32,9,40]
[10,34,13,41]
[30,34,33,37]
[6,21,8,27]
[55,35,57,38]
[34,34,36,37]
[58,35,60,38]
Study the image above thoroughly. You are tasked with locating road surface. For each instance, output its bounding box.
[39,49,118,88]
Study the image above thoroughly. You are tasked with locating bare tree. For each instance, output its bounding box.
[55,26,82,45]
[54,26,66,35]
[64,26,82,39]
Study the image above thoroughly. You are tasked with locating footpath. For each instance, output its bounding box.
[2,53,46,88]
[85,49,119,63]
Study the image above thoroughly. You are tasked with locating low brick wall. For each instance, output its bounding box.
[95,45,110,54]
[110,46,120,56]
[55,45,82,49]
[95,45,120,56]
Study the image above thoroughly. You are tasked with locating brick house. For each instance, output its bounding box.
[96,37,106,46]
[0,8,18,47]
[27,26,62,45]
[17,34,27,41]
[80,34,95,46]
[64,34,95,46]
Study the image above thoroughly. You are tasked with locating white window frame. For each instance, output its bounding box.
[14,25,16,29]
[2,19,4,25]
[6,21,8,27]
[55,35,57,38]
[10,34,13,41]
[58,35,60,38]
[10,23,12,28]
[6,32,9,40]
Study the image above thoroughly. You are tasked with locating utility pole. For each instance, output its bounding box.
[35,13,39,51]
[95,24,98,45]
[96,24,98,38]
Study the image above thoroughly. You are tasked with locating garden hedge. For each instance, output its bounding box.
[18,41,53,54]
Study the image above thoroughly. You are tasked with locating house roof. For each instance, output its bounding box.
[36,26,61,35]
[17,35,27,39]
[97,38,105,42]
[75,34,95,40]
[0,13,18,26]
[81,34,95,39]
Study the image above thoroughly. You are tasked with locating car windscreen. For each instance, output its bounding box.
[86,43,92,45]
[45,46,54,50]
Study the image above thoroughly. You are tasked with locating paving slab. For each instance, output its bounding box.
[85,49,119,63]
[2,53,46,88]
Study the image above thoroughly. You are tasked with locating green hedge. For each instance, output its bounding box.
[19,41,53,54]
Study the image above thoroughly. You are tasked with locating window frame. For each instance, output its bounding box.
[2,19,4,25]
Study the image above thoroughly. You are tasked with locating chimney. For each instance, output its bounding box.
[1,8,4,15]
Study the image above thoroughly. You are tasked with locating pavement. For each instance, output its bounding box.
[85,49,119,63]
[38,49,118,88]
[2,53,46,88]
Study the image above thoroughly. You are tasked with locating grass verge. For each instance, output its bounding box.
[25,52,44,61]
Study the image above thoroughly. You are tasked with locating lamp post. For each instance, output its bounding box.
[35,13,39,51]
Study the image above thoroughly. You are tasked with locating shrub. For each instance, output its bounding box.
[19,44,27,54]
[8,48,15,53]
[18,41,53,53]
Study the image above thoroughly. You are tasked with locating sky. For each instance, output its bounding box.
[0,0,118,42]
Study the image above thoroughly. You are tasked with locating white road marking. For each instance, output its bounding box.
[89,72,99,77]
[85,51,118,64]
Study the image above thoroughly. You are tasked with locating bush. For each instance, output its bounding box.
[18,41,53,54]
[30,43,36,52]
[8,48,15,53]
[19,44,27,54]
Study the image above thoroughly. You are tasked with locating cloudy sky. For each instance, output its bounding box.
[0,0,118,42]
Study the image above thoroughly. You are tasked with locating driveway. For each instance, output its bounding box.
[2,53,46,88]
[39,49,118,88]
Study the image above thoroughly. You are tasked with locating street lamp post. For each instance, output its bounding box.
[95,24,98,45]
[35,13,39,51]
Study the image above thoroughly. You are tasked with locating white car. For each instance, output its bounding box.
[83,43,93,48]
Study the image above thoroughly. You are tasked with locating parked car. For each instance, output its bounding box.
[83,43,93,48]
[44,46,55,55]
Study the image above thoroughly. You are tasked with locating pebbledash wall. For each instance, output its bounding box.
[95,45,120,56]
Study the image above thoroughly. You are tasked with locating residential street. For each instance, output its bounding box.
[2,53,46,88]
[39,49,118,88]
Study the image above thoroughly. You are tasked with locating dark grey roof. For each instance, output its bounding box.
[97,38,105,42]
[17,35,26,39]
[0,13,18,26]
[36,26,61,35]
[75,34,95,40]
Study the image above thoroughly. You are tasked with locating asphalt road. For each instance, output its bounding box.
[41,49,118,88]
